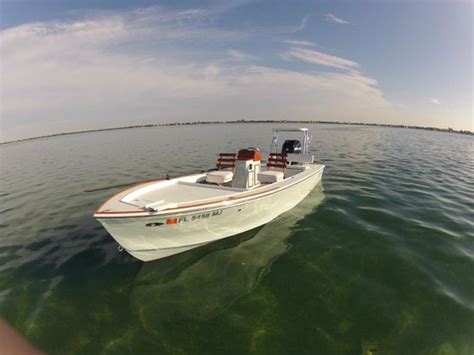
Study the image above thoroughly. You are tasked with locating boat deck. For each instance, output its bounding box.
[97,175,246,214]
[126,182,243,210]
[95,164,324,216]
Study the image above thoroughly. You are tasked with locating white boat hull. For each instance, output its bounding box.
[97,165,324,261]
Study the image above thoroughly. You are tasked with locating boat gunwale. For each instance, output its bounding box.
[94,164,324,219]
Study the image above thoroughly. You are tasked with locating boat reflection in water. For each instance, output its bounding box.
[131,185,325,323]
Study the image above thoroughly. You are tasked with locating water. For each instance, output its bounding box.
[0,123,473,354]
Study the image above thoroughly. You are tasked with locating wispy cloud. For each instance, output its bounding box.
[282,47,359,71]
[324,13,350,25]
[431,98,441,105]
[284,40,317,47]
[291,15,310,32]
[227,49,257,61]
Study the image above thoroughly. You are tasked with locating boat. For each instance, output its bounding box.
[94,128,325,261]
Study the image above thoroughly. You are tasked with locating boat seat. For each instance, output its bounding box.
[206,153,237,184]
[258,170,284,183]
[206,170,234,184]
[267,153,288,171]
[257,153,287,183]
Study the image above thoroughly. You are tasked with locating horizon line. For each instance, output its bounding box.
[1,120,472,145]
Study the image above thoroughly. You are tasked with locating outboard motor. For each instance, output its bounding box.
[282,140,302,154]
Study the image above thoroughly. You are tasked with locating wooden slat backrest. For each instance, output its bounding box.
[267,153,287,169]
[217,153,237,170]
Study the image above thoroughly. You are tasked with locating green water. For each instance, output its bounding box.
[0,124,473,354]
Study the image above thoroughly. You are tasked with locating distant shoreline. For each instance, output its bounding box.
[1,120,472,145]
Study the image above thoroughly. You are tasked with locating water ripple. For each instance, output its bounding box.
[0,125,473,354]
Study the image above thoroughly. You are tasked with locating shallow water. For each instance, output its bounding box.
[0,123,473,354]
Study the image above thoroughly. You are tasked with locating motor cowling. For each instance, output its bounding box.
[282,140,302,154]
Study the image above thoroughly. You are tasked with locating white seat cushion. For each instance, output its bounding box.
[258,170,284,183]
[206,170,234,184]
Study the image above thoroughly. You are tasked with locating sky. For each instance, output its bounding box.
[0,0,472,141]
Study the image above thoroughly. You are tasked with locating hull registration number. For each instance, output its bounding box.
[147,210,225,226]
[179,209,223,223]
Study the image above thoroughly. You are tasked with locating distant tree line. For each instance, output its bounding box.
[1,119,472,145]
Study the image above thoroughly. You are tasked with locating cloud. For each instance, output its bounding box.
[291,15,310,32]
[431,98,441,105]
[282,47,359,71]
[0,6,398,141]
[324,13,350,25]
[227,49,257,61]
[284,40,317,47]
